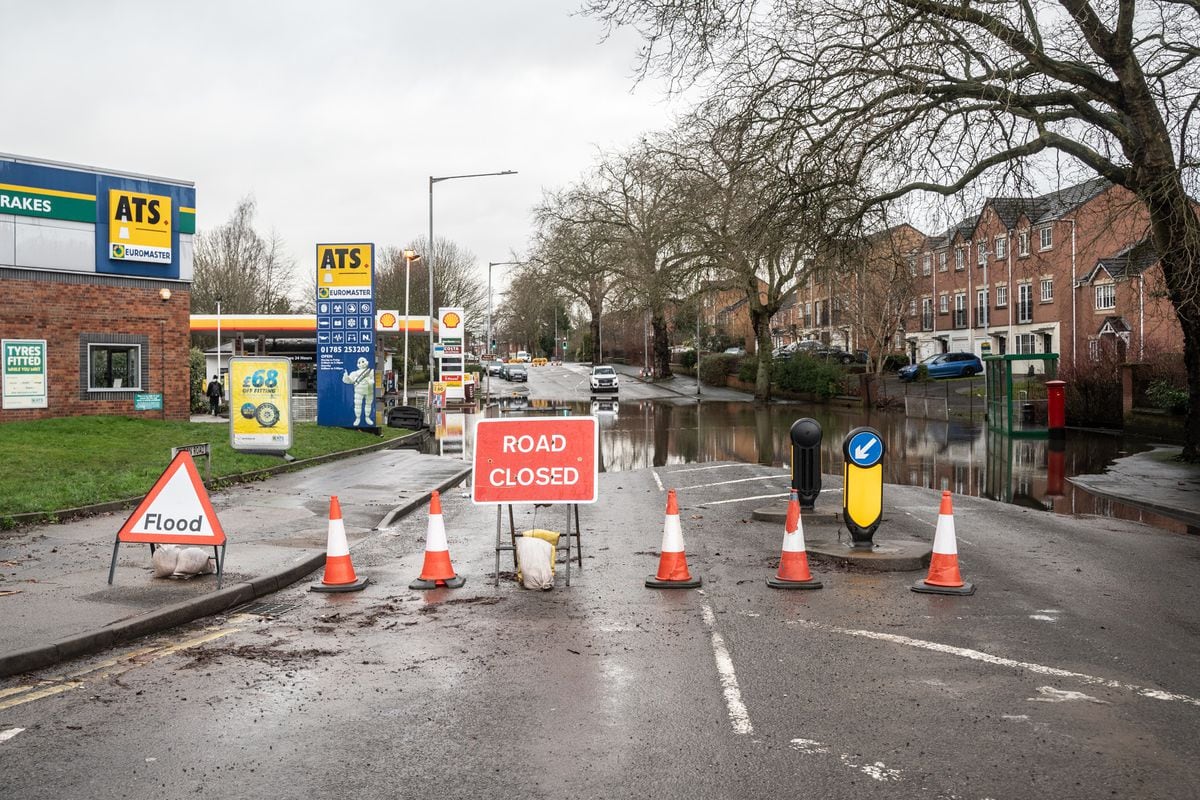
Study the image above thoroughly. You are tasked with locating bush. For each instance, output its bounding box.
[737,357,761,383]
[699,354,738,386]
[680,350,697,370]
[773,356,843,399]
[1060,353,1123,427]
[189,347,209,413]
[1146,379,1188,414]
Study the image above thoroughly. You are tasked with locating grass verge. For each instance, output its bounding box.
[0,416,412,517]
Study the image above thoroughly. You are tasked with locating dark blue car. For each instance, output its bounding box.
[898,352,983,382]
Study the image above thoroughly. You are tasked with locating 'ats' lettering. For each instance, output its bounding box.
[320,247,365,270]
[113,194,162,225]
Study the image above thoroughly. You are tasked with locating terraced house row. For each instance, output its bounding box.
[779,178,1182,370]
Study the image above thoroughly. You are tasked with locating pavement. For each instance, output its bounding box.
[0,435,471,678]
[2,407,1199,680]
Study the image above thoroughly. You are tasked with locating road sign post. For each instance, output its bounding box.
[473,416,598,586]
[842,426,886,549]
[789,418,822,510]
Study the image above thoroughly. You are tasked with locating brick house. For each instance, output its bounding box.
[0,155,195,422]
[905,178,1181,368]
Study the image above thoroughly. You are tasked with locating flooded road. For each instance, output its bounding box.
[432,391,1188,533]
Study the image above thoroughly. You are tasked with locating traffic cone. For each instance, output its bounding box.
[767,490,822,590]
[311,495,369,593]
[912,491,975,595]
[409,491,466,589]
[646,489,701,589]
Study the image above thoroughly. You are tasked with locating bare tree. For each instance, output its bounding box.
[376,238,487,336]
[531,186,623,364]
[190,197,297,314]
[587,0,1200,457]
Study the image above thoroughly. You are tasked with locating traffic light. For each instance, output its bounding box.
[491,338,496,350]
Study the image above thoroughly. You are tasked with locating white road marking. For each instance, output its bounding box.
[0,728,25,743]
[1029,614,1057,622]
[1029,686,1109,704]
[700,492,790,506]
[668,464,750,474]
[678,475,788,490]
[789,738,830,754]
[701,603,753,735]
[651,470,664,492]
[841,754,903,782]
[791,620,1200,708]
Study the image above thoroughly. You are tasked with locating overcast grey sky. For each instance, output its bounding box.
[0,1,685,301]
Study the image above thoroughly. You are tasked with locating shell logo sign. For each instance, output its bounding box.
[376,310,400,332]
[441,311,461,330]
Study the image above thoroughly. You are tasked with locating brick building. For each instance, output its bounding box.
[779,179,1181,368]
[0,154,195,422]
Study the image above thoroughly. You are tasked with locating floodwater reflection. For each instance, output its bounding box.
[452,397,1180,532]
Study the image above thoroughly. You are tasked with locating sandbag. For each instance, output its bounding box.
[173,547,216,578]
[515,536,554,590]
[151,544,181,578]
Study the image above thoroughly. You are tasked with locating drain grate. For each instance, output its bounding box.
[238,600,301,618]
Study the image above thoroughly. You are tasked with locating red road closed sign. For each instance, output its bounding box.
[472,416,598,504]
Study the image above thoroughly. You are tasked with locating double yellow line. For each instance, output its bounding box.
[0,623,243,712]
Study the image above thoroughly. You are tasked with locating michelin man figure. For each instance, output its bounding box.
[342,356,375,426]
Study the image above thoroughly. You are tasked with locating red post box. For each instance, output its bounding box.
[1046,380,1066,437]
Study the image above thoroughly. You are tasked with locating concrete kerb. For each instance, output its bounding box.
[2,429,430,528]
[0,462,470,680]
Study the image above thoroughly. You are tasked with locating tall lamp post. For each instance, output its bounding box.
[428,170,517,406]
[486,260,520,400]
[402,249,421,406]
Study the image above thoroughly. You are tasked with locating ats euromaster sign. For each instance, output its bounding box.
[315,243,376,428]
[108,188,172,264]
[0,155,195,280]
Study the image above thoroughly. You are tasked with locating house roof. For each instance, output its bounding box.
[1078,239,1159,284]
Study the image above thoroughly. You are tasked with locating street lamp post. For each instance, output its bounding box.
[402,249,421,405]
[486,260,520,401]
[428,170,517,407]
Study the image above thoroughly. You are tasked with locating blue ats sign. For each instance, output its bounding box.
[315,243,376,428]
[0,156,195,280]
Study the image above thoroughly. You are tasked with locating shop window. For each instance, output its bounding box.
[89,344,141,391]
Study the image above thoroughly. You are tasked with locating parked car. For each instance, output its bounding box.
[505,364,528,382]
[897,352,984,382]
[590,364,619,393]
[486,360,504,377]
[723,346,747,357]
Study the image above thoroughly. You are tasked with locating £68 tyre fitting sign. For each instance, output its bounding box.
[472,417,598,504]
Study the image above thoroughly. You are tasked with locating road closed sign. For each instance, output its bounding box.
[472,416,599,504]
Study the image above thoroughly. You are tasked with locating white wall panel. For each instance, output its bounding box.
[0,215,15,266]
[13,217,95,272]
[178,235,193,281]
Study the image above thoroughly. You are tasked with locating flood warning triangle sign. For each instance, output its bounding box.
[116,451,226,545]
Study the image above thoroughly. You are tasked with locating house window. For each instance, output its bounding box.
[88,344,141,391]
[954,293,966,328]
[1016,334,1037,355]
[955,248,965,271]
[1095,283,1115,310]
[921,298,934,330]
[996,285,1008,307]
[909,300,917,315]
[1040,278,1054,302]
[1018,283,1033,323]
[939,294,949,314]
[922,253,931,276]
[977,243,987,266]
[907,256,916,277]
[995,235,1007,260]
[1039,226,1053,250]
[804,302,811,327]
[1088,338,1100,361]
[976,289,989,326]
[1018,230,1030,256]
[938,251,947,272]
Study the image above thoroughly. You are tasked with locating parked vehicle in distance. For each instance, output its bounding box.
[505,364,528,382]
[486,360,504,377]
[723,346,747,357]
[897,352,984,382]
[515,350,531,362]
[590,365,619,393]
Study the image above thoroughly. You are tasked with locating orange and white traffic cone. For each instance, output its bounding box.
[767,489,822,590]
[646,489,701,589]
[912,490,975,595]
[409,491,466,589]
[311,495,369,593]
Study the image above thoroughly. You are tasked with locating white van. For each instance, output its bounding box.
[515,351,531,362]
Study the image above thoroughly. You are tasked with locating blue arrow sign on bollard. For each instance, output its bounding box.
[846,429,884,468]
